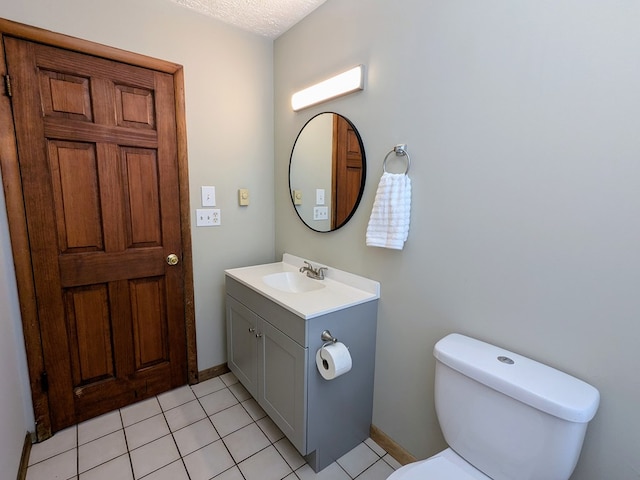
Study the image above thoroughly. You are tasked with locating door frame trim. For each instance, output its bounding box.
[0,18,197,440]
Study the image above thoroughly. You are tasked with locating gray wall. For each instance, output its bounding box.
[0,167,31,480]
[274,1,640,479]
[0,0,275,473]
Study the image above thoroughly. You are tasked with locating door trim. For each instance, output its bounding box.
[0,18,197,440]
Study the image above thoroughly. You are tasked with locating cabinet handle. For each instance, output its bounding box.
[256,333,263,338]
[248,328,256,333]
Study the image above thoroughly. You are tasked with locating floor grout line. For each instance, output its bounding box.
[26,378,395,480]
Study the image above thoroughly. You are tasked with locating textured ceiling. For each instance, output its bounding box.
[169,0,327,38]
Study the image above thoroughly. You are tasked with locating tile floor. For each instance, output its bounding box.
[26,372,401,480]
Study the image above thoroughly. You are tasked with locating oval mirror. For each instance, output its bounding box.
[289,112,366,232]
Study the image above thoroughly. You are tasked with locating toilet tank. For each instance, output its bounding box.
[433,334,599,480]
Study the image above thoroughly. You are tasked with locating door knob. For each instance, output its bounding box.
[166,254,179,266]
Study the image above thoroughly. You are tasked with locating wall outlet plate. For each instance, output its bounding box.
[211,208,221,225]
[313,206,328,221]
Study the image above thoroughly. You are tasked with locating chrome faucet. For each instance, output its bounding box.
[299,261,327,280]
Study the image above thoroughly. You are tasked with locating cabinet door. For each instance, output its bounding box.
[258,319,307,453]
[226,296,258,397]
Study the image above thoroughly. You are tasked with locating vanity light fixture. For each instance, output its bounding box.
[291,65,365,112]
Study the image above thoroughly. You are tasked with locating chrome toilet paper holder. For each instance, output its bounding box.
[319,330,338,371]
[317,330,353,380]
[321,330,338,344]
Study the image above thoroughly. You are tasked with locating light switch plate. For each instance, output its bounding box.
[196,208,215,226]
[316,188,325,205]
[201,186,216,206]
[293,190,303,205]
[238,188,250,206]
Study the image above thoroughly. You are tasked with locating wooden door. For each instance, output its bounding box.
[332,115,364,229]
[4,36,188,433]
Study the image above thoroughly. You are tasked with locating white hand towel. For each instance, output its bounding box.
[366,172,411,250]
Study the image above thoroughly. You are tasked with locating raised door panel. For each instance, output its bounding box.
[65,285,114,386]
[130,277,169,369]
[344,126,363,205]
[259,319,307,454]
[48,141,103,252]
[116,84,156,129]
[39,69,93,121]
[122,147,162,247]
[226,296,258,397]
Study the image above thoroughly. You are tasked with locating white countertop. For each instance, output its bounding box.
[225,253,380,319]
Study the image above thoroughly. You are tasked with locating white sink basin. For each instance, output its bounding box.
[262,272,326,293]
[225,254,380,319]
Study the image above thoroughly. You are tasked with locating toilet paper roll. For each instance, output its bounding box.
[316,342,352,380]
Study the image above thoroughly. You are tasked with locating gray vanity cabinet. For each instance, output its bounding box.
[259,317,306,449]
[226,291,307,451]
[226,296,258,395]
[225,275,378,473]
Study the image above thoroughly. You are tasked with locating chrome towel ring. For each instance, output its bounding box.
[382,144,411,175]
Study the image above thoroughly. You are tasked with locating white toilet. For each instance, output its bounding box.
[388,333,600,480]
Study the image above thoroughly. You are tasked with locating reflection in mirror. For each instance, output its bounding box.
[289,113,366,232]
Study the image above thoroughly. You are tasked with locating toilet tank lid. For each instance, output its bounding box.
[433,334,600,423]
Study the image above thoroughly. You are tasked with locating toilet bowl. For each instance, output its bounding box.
[388,448,490,479]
